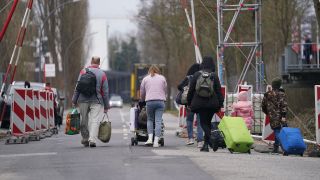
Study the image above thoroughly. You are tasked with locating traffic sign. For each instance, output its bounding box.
[45,64,55,77]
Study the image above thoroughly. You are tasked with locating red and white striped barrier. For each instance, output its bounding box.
[47,92,55,128]
[178,105,187,128]
[33,90,41,131]
[0,0,33,127]
[11,89,26,136]
[315,85,320,144]
[180,0,202,63]
[25,89,35,133]
[39,91,48,130]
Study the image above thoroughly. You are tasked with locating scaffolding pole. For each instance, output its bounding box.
[217,0,263,92]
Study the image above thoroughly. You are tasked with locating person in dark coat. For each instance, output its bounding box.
[177,63,204,147]
[303,36,312,64]
[187,56,224,152]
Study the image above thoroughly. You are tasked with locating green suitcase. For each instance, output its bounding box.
[218,116,254,153]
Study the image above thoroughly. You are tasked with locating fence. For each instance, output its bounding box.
[7,88,55,144]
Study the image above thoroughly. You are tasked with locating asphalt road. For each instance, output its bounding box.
[0,106,319,180]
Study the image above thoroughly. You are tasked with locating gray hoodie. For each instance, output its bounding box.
[72,64,110,110]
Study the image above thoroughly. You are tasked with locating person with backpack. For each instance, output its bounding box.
[187,56,224,152]
[72,56,110,148]
[140,65,167,148]
[261,78,288,153]
[177,63,203,147]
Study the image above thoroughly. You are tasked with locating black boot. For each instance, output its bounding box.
[272,144,279,153]
[200,142,209,152]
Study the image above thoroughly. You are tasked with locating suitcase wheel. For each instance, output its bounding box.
[228,148,234,154]
[160,139,164,147]
[213,144,219,152]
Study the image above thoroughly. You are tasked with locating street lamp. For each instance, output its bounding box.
[63,32,97,106]
[38,0,83,82]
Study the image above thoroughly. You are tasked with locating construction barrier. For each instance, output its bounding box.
[33,90,41,131]
[11,88,26,136]
[25,89,35,133]
[48,92,55,129]
[39,91,48,130]
[316,85,320,144]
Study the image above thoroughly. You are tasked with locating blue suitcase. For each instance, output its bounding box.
[279,127,306,156]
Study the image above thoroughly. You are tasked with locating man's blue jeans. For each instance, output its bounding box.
[273,128,281,147]
[146,100,165,137]
[186,111,203,142]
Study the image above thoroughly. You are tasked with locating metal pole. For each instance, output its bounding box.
[217,0,224,85]
[190,0,199,63]
[317,19,319,68]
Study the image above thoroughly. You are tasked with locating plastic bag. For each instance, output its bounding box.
[98,113,111,143]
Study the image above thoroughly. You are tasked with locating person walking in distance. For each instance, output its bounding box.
[262,78,288,153]
[72,56,110,147]
[177,63,204,147]
[140,65,167,148]
[187,56,224,152]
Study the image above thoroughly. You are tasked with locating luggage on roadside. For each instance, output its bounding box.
[279,127,306,156]
[65,108,80,135]
[129,106,138,132]
[218,116,254,153]
[211,122,226,151]
[98,113,112,143]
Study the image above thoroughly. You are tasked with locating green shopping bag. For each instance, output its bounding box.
[65,108,80,135]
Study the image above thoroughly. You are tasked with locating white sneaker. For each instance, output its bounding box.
[197,141,203,148]
[186,139,194,145]
[145,134,153,145]
[153,136,160,148]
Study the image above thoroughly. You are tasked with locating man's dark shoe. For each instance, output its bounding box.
[200,143,209,152]
[81,139,89,147]
[89,142,96,148]
[272,145,279,153]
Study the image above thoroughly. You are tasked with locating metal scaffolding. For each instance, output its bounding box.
[217,0,263,92]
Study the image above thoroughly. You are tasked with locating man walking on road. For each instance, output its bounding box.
[72,56,110,147]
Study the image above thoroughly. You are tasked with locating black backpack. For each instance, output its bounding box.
[76,68,97,97]
[195,71,214,97]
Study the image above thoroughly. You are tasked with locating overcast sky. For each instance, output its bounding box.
[88,0,140,35]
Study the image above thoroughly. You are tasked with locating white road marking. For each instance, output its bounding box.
[0,152,57,158]
[123,137,128,140]
[120,109,126,123]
